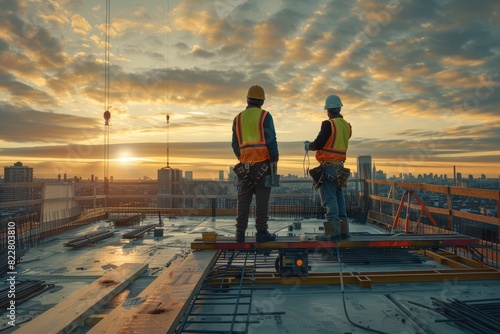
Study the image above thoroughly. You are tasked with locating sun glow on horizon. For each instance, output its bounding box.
[116,156,154,164]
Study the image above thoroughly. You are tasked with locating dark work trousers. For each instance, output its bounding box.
[235,163,271,233]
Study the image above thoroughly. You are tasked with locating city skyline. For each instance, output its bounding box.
[2,154,497,182]
[1,1,499,179]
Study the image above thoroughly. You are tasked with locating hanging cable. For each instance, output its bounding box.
[105,0,110,112]
[165,0,171,169]
[166,1,170,130]
[103,0,111,206]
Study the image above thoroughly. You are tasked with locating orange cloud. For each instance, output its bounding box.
[71,14,92,35]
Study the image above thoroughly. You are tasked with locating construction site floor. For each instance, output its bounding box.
[1,217,499,334]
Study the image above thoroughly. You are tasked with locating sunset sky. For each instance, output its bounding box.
[1,0,499,180]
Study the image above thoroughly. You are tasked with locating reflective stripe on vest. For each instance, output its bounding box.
[316,118,351,162]
[235,108,271,163]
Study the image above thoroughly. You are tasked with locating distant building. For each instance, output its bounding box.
[4,161,33,183]
[184,171,194,208]
[2,161,33,202]
[157,167,183,208]
[219,170,224,181]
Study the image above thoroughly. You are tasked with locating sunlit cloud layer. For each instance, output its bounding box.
[0,0,499,179]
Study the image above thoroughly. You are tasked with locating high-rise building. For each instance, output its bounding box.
[357,155,372,180]
[219,170,224,181]
[357,155,373,195]
[4,161,33,183]
[2,161,34,202]
[157,168,183,208]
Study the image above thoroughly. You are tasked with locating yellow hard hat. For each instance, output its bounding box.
[247,85,265,100]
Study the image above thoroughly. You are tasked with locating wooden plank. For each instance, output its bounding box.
[14,263,148,334]
[450,187,500,200]
[452,209,500,227]
[88,250,217,334]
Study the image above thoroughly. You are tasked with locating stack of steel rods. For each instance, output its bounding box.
[432,297,500,334]
[63,230,115,248]
[122,223,158,239]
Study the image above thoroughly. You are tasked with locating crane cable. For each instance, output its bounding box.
[105,0,110,113]
[103,0,111,200]
[165,0,171,168]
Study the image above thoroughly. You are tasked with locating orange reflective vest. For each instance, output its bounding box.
[235,108,271,163]
[316,118,351,162]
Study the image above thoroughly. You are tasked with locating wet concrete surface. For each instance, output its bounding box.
[2,217,499,333]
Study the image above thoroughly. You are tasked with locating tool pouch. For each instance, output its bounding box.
[233,163,254,189]
[308,166,324,189]
[264,162,280,187]
[340,167,350,188]
[331,167,350,189]
[233,163,246,180]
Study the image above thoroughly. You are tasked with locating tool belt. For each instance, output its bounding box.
[233,162,269,189]
[321,160,344,167]
[309,164,350,189]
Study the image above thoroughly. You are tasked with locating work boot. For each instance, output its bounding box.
[256,230,277,243]
[340,219,349,239]
[316,221,340,241]
[236,230,245,243]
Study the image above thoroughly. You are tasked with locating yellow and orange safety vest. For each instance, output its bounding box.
[235,108,271,163]
[316,118,351,162]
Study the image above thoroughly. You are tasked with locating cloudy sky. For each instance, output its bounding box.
[1,0,499,180]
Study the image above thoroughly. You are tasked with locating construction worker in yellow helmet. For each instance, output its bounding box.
[232,85,279,243]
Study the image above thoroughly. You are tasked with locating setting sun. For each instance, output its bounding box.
[118,156,134,163]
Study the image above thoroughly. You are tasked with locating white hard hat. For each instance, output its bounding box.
[324,95,343,109]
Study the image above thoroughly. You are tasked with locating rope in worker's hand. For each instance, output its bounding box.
[303,149,310,177]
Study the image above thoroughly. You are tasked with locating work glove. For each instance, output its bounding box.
[304,141,310,151]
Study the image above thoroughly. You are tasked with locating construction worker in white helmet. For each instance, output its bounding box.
[232,85,279,243]
[304,94,352,241]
